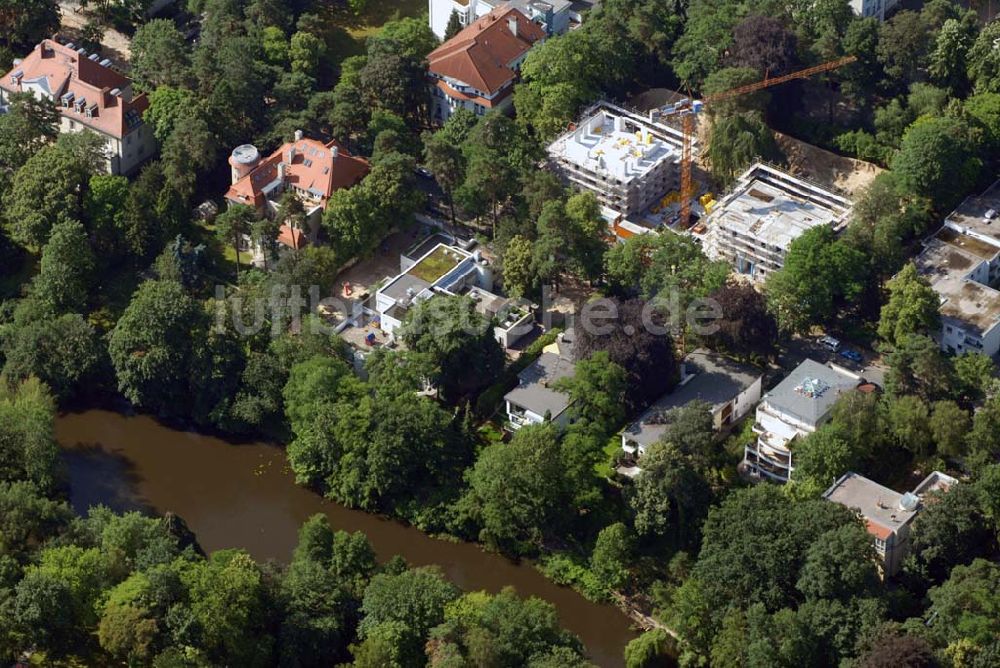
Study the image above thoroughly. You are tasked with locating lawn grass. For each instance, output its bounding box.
[321,0,428,62]
[595,435,622,479]
[409,245,460,282]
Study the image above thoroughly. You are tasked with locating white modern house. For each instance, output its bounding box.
[622,350,763,457]
[914,181,1000,358]
[374,239,534,347]
[744,359,861,484]
[704,163,853,284]
[504,330,575,430]
[0,39,156,175]
[824,470,958,577]
[428,0,596,40]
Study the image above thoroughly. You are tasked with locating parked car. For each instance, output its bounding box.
[839,348,863,363]
[820,335,841,352]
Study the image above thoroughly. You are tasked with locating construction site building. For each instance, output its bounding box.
[546,101,687,218]
[914,181,1000,357]
[704,163,853,283]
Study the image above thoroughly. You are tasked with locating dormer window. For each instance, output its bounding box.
[61,91,74,107]
[9,70,22,86]
[85,103,97,118]
[74,97,86,113]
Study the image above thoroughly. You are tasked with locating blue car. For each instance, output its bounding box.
[839,349,863,363]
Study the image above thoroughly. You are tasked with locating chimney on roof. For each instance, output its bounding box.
[294,129,303,141]
[286,146,296,164]
[277,162,287,181]
[508,16,518,37]
[331,145,339,159]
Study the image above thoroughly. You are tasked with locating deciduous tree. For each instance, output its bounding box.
[402,296,504,403]
[878,263,941,348]
[108,280,206,415]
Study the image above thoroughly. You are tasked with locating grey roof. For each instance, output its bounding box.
[762,359,858,427]
[623,350,762,449]
[504,350,575,418]
[380,273,431,303]
[823,472,920,535]
[404,233,455,263]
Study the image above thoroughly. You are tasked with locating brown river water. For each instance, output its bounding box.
[56,409,638,667]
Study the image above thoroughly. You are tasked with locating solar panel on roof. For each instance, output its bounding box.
[303,159,313,167]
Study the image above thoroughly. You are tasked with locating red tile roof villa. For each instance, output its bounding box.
[224,133,370,252]
[0,39,155,174]
[427,7,546,121]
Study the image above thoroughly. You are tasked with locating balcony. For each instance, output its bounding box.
[507,409,534,430]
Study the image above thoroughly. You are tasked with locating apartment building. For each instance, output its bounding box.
[744,359,860,484]
[427,7,546,122]
[704,163,853,284]
[622,350,762,458]
[224,131,369,252]
[547,101,686,218]
[429,0,597,40]
[0,39,156,175]
[914,181,1000,357]
[824,471,957,577]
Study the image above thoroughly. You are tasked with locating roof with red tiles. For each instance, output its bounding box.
[277,224,309,250]
[1,39,148,139]
[427,7,545,95]
[225,137,370,210]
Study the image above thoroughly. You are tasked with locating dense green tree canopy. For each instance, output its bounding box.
[402,295,504,403]
[108,280,206,415]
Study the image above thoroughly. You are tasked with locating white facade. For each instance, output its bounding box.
[744,360,860,484]
[704,163,852,283]
[58,110,156,175]
[374,242,497,336]
[914,182,1000,358]
[849,0,899,20]
[548,101,686,217]
[621,351,763,457]
[504,332,575,430]
[429,0,580,40]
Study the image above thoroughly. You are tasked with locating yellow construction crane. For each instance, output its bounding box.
[651,55,858,226]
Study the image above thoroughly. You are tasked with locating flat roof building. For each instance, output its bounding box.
[914,181,1000,358]
[375,240,534,348]
[704,163,853,283]
[547,101,686,218]
[745,359,860,484]
[824,471,958,577]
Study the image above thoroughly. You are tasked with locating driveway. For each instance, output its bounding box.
[59,0,133,62]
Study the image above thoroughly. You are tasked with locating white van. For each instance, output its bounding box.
[820,335,841,352]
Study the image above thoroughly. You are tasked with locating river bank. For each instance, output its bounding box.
[55,409,639,667]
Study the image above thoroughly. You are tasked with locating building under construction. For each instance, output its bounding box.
[704,163,853,283]
[546,101,687,219]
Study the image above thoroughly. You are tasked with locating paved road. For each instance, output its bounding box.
[777,335,886,388]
